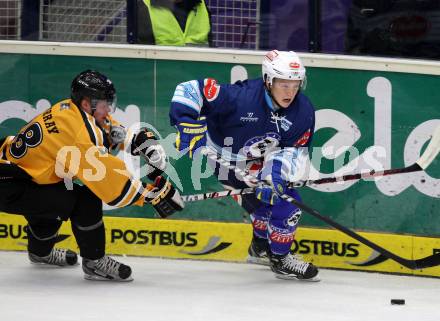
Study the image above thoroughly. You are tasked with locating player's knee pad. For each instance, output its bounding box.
[26,218,62,256]
[26,218,62,241]
[71,219,105,260]
[275,208,302,231]
[71,203,104,244]
[72,219,103,233]
[269,188,302,231]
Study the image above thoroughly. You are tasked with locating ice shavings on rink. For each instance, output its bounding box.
[0,251,439,321]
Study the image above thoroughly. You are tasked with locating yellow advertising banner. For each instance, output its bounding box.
[1,213,439,277]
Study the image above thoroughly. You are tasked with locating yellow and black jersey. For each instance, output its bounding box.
[0,99,145,207]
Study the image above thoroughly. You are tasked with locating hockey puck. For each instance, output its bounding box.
[391,299,405,305]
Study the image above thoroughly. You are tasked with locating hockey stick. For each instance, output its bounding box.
[184,126,440,269]
[182,186,440,269]
[278,193,440,270]
[294,124,440,186]
[182,186,255,202]
[182,125,440,202]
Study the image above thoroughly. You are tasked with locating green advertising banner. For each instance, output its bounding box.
[0,49,438,237]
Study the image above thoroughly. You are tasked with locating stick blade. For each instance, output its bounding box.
[416,125,440,170]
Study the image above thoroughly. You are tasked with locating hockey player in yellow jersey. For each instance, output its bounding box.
[0,70,184,282]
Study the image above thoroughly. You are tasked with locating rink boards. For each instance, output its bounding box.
[1,212,439,277]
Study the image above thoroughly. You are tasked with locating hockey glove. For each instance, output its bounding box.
[175,117,207,158]
[131,128,167,180]
[145,176,185,218]
[255,160,286,205]
[109,125,126,146]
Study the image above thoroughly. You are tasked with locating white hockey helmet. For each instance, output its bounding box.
[262,50,306,88]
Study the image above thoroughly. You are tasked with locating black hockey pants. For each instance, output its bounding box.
[0,179,105,260]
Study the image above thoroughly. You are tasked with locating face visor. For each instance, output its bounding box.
[272,80,301,91]
[91,94,117,114]
[107,94,117,113]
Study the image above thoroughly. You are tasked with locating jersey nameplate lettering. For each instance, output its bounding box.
[42,108,59,134]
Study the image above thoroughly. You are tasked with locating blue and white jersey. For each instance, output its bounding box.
[170,78,315,181]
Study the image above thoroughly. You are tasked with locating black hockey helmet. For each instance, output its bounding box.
[71,70,116,112]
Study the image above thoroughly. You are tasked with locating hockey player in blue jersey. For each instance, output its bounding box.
[169,50,319,281]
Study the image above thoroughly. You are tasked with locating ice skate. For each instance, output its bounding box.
[82,255,133,282]
[246,236,270,266]
[29,248,78,267]
[269,252,320,281]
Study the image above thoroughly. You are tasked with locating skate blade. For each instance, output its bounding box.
[84,274,133,282]
[246,255,270,266]
[274,273,321,282]
[29,261,79,268]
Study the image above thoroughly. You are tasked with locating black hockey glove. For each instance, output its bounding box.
[131,128,167,180]
[145,176,184,218]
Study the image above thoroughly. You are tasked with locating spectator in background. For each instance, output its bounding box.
[345,0,440,59]
[136,0,213,46]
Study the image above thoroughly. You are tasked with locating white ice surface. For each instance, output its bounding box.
[0,251,439,321]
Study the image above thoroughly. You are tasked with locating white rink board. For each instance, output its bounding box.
[2,40,440,75]
[0,251,439,321]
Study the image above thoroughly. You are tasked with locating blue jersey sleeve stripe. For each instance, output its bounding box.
[171,96,202,113]
[171,80,203,113]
